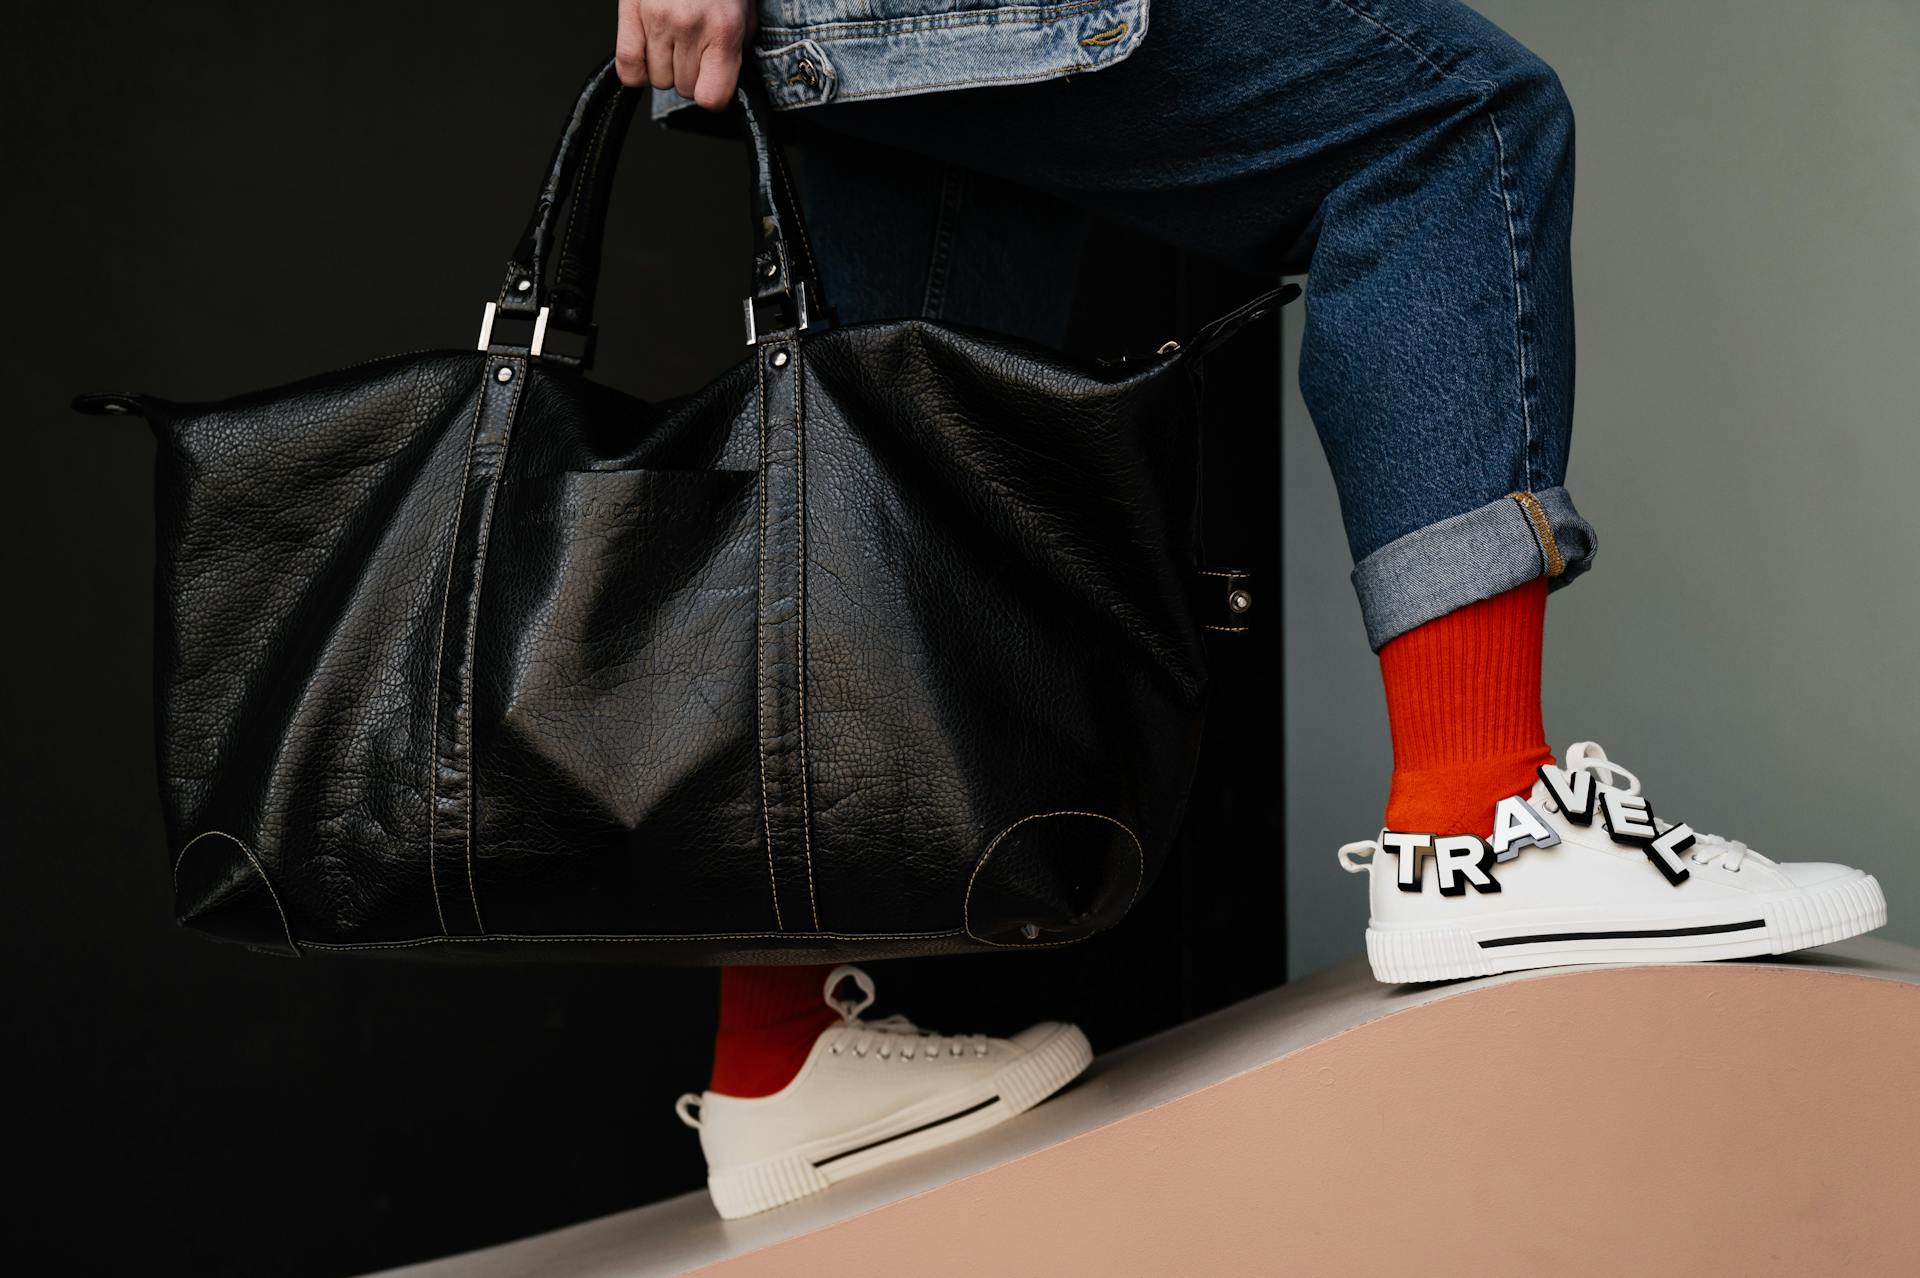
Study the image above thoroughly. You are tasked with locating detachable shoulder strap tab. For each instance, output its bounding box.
[1192,567,1255,635]
[1183,282,1301,362]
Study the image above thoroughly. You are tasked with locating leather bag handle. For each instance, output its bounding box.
[483,59,826,365]
[547,84,641,344]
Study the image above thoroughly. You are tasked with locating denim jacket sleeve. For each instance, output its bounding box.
[649,0,1151,119]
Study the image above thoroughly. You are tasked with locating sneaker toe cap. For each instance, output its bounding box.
[1777,860,1861,889]
[1009,1020,1082,1052]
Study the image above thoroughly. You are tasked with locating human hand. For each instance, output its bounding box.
[614,0,757,111]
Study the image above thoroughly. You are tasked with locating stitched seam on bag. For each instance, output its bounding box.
[754,350,785,931]
[172,830,300,955]
[1203,624,1250,633]
[771,141,821,298]
[795,345,820,931]
[424,373,492,937]
[458,361,527,935]
[296,927,970,950]
[559,99,615,307]
[961,810,1145,946]
[1195,568,1249,579]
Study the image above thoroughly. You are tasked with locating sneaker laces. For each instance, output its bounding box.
[821,965,990,1061]
[1560,742,1756,871]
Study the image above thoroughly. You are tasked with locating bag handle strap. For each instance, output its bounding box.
[490,62,626,327]
[547,84,641,350]
[481,59,827,365]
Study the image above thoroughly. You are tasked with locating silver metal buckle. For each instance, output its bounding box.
[477,302,549,357]
[743,283,810,346]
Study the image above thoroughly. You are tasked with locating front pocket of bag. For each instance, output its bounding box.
[469,466,769,935]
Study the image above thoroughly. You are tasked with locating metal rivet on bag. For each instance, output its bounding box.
[770,349,790,368]
[515,278,532,293]
[1020,922,1040,939]
[763,260,780,279]
[1228,588,1252,613]
[495,366,514,383]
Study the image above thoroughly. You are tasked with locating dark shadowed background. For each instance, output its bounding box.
[5,4,1282,1273]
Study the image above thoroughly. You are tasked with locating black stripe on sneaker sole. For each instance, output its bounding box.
[1478,919,1766,949]
[811,1095,1001,1168]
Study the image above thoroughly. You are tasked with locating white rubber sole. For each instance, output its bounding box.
[704,1023,1093,1220]
[1366,872,1888,985]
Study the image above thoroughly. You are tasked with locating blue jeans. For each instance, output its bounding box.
[773,0,1597,649]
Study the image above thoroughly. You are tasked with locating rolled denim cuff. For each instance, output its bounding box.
[1351,486,1597,651]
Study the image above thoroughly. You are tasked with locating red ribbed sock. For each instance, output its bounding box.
[1379,578,1554,836]
[708,964,845,1098]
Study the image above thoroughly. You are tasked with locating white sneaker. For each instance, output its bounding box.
[674,964,1092,1220]
[1339,741,1888,984]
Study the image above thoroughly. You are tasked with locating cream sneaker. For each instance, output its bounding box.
[675,964,1091,1219]
[1340,741,1887,984]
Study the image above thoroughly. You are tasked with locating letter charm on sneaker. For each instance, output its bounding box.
[1600,789,1659,845]
[1646,821,1696,886]
[1380,830,1432,893]
[1337,741,1888,983]
[1383,795,1554,894]
[1538,762,1597,824]
[1489,795,1559,862]
[1433,835,1500,896]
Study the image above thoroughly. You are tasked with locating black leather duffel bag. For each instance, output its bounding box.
[75,61,1293,963]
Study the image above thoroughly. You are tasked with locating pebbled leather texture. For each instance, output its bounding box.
[74,60,1293,964]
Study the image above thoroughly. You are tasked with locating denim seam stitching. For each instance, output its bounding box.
[1324,0,1537,490]
[825,64,1102,102]
[758,0,1109,41]
[1484,110,1535,493]
[922,168,965,319]
[1507,490,1565,577]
